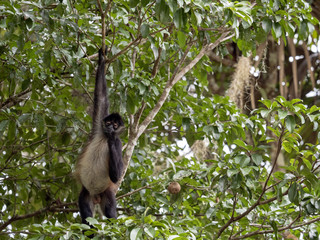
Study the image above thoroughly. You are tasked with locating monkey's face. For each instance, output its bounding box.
[102,113,124,136]
[105,121,118,132]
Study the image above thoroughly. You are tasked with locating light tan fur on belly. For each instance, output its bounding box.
[75,134,111,196]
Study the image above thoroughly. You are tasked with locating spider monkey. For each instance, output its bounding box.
[75,47,124,227]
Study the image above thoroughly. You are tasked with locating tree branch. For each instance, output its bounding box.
[116,31,234,191]
[231,214,320,240]
[97,0,106,55]
[80,26,170,65]
[0,202,77,232]
[138,31,233,138]
[207,52,235,66]
[116,184,152,200]
[0,87,32,109]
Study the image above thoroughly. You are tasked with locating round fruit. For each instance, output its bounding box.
[168,182,181,194]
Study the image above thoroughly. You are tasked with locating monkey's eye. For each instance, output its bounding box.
[105,121,111,126]
[113,123,118,129]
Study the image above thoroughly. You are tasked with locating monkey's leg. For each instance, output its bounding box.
[79,187,95,238]
[79,187,94,224]
[100,187,117,218]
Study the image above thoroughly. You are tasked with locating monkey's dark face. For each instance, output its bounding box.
[106,121,118,129]
[102,113,124,136]
[105,121,119,132]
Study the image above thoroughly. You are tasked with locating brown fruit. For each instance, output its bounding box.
[168,182,181,194]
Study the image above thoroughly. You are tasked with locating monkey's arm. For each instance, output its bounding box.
[92,47,109,132]
[108,137,123,183]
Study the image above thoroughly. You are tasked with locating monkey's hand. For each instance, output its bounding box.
[98,46,108,64]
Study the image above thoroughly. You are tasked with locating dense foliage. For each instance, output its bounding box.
[1,0,320,239]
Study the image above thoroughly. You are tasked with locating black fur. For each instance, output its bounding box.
[79,187,93,225]
[79,187,94,238]
[100,188,117,218]
[102,113,124,138]
[77,47,124,232]
[108,137,123,183]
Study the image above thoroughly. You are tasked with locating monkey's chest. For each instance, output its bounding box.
[79,137,111,195]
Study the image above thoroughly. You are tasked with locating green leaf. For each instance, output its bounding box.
[174,170,191,180]
[218,175,228,192]
[155,0,170,23]
[140,24,150,37]
[0,120,9,138]
[26,18,33,30]
[86,217,99,225]
[233,139,247,149]
[41,9,54,31]
[278,109,288,120]
[285,115,295,133]
[231,173,242,189]
[129,0,139,8]
[282,141,292,153]
[8,119,16,140]
[43,50,52,68]
[141,0,149,7]
[276,185,283,202]
[130,228,142,240]
[302,158,312,170]
[309,105,319,114]
[286,22,295,38]
[34,114,45,134]
[227,169,240,177]
[127,92,137,114]
[298,21,308,39]
[288,182,299,205]
[173,8,187,29]
[113,59,123,81]
[260,109,271,118]
[191,11,202,25]
[177,31,187,48]
[262,18,272,33]
[251,154,263,166]
[260,99,272,108]
[60,132,71,145]
[240,167,251,176]
[144,226,155,238]
[235,155,250,167]
[182,117,190,131]
[272,22,282,38]
[313,121,318,131]
[270,221,279,240]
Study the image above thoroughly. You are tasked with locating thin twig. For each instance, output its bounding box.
[231,214,320,240]
[139,31,233,137]
[80,83,94,103]
[0,87,31,109]
[116,32,234,193]
[97,0,106,55]
[116,185,152,200]
[0,202,77,232]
